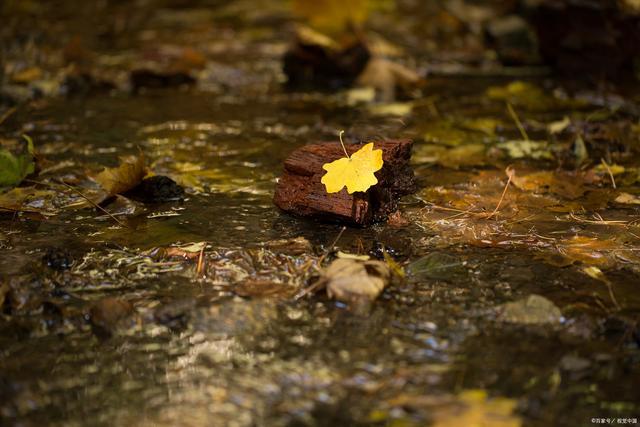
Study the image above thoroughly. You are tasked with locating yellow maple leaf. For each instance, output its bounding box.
[321,131,383,194]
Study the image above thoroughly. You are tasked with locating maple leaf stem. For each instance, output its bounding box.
[338,130,350,159]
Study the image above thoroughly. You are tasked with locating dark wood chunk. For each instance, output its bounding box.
[273,140,416,226]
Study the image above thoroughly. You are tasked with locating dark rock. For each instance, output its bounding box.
[273,139,416,226]
[61,72,115,96]
[89,297,134,337]
[125,175,185,203]
[529,0,640,81]
[154,299,195,332]
[43,247,73,270]
[485,14,541,65]
[496,294,562,325]
[283,36,371,90]
[130,69,196,93]
[559,354,591,371]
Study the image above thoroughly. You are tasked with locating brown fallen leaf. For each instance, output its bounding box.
[511,170,588,200]
[94,152,146,196]
[357,57,423,102]
[556,236,620,268]
[0,187,58,215]
[163,242,207,260]
[318,258,393,303]
[614,192,640,205]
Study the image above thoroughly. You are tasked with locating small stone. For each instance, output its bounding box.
[125,175,185,203]
[560,354,591,371]
[496,294,562,325]
[89,297,134,337]
[43,247,74,270]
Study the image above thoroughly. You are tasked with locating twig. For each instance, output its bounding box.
[0,107,17,126]
[600,158,616,189]
[421,202,469,215]
[317,226,346,267]
[60,182,129,228]
[26,179,128,228]
[196,244,206,277]
[604,279,621,311]
[485,166,514,220]
[294,226,346,300]
[507,103,529,141]
[569,212,628,226]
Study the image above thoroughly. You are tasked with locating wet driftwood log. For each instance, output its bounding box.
[273,140,416,226]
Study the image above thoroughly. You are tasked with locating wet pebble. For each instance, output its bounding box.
[89,297,134,337]
[495,294,562,325]
[125,175,185,203]
[43,247,74,270]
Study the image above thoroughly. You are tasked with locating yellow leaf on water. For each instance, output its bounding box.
[321,141,383,194]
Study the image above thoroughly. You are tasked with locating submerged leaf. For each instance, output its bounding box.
[413,143,486,168]
[0,187,57,215]
[486,80,581,111]
[511,170,588,200]
[408,252,468,282]
[321,142,383,194]
[556,236,620,267]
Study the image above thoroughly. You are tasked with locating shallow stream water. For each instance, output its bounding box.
[1,1,640,426]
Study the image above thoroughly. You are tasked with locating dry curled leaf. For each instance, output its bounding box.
[95,153,146,196]
[614,192,640,205]
[320,258,392,302]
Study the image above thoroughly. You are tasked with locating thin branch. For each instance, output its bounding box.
[485,166,514,220]
[600,158,617,189]
[294,226,346,300]
[507,103,529,141]
[196,244,206,277]
[25,179,128,228]
[0,107,17,126]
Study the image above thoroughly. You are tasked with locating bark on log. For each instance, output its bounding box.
[273,140,416,226]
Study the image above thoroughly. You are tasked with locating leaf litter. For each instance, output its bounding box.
[2,1,640,423]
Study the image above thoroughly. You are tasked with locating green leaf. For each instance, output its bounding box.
[0,135,36,188]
